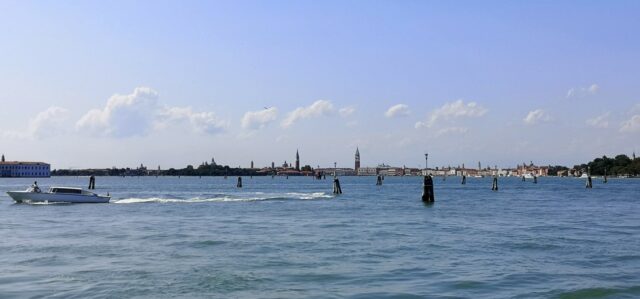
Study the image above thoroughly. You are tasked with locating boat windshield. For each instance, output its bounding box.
[50,188,82,194]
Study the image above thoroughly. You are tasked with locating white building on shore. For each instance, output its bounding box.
[0,154,51,178]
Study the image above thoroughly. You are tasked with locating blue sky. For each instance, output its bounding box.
[1,1,639,169]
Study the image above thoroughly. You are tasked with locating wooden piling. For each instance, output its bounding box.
[237,176,243,188]
[88,175,96,190]
[604,168,608,183]
[376,175,383,186]
[491,176,498,191]
[461,175,466,185]
[422,175,435,203]
[533,175,537,184]
[522,175,525,182]
[333,178,342,194]
[586,176,593,188]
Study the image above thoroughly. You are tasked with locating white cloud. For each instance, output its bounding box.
[436,126,469,136]
[281,100,334,128]
[415,99,487,128]
[76,87,159,137]
[29,106,70,138]
[385,104,409,118]
[566,84,599,98]
[339,106,356,117]
[586,112,610,128]
[620,115,640,133]
[158,106,228,134]
[77,87,227,137]
[241,107,278,130]
[3,106,70,139]
[523,109,551,125]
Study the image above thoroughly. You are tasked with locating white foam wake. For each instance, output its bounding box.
[113,192,333,204]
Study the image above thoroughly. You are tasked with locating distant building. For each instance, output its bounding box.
[357,167,377,176]
[516,162,549,176]
[0,155,50,177]
[379,167,404,176]
[317,168,356,176]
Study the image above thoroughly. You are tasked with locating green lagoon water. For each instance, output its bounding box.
[1,176,639,298]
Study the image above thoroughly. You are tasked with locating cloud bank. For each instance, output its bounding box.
[586,112,610,128]
[158,106,228,134]
[415,100,487,128]
[566,84,599,98]
[620,115,640,133]
[76,87,159,137]
[281,100,334,128]
[523,109,551,125]
[77,87,227,137]
[385,104,409,118]
[241,107,278,130]
[339,106,356,117]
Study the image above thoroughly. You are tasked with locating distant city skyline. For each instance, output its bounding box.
[1,1,639,169]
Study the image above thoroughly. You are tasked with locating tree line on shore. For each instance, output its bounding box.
[574,154,639,176]
[52,163,265,177]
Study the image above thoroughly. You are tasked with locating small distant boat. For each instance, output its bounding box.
[7,187,110,203]
[579,173,589,178]
[523,173,534,179]
[472,175,484,178]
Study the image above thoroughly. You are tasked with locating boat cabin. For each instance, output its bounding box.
[49,187,86,195]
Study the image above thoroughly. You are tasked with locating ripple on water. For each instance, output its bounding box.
[551,286,640,299]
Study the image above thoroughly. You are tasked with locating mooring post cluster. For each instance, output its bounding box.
[237,176,243,188]
[461,175,466,185]
[376,175,383,186]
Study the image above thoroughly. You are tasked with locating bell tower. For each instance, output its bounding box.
[355,147,360,172]
[295,150,300,171]
[1,154,4,162]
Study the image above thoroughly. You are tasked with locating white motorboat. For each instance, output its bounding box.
[523,173,534,179]
[579,173,589,178]
[7,187,110,203]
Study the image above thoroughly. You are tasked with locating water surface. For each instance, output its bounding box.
[1,176,639,298]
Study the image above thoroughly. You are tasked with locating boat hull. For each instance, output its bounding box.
[7,191,110,203]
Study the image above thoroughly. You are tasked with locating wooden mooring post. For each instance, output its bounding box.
[491,176,498,191]
[422,175,435,203]
[333,178,342,194]
[88,175,96,190]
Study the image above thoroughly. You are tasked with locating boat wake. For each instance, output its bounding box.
[113,192,333,204]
